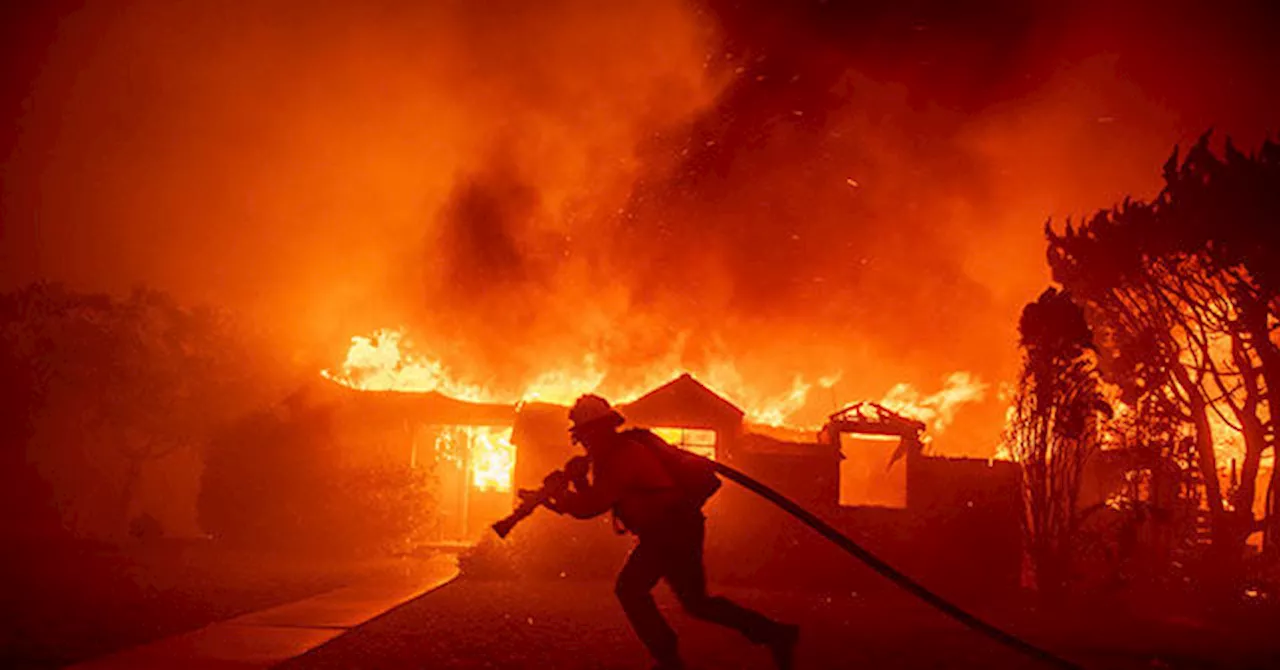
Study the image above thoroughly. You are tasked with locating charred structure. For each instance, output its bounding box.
[316,372,1020,596]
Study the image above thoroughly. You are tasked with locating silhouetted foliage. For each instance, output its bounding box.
[0,282,276,537]
[198,402,435,557]
[1076,390,1203,597]
[1047,134,1280,592]
[1018,286,1093,361]
[0,311,59,537]
[1007,287,1109,598]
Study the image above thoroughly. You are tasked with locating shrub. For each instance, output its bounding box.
[458,535,520,580]
[198,405,435,557]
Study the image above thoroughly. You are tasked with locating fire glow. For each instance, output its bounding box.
[432,425,515,493]
[322,327,992,491]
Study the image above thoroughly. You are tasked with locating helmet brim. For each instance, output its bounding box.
[568,411,625,440]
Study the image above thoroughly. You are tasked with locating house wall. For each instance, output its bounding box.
[729,449,841,510]
[905,455,1023,597]
[319,391,521,544]
[502,389,1022,600]
[705,446,1022,600]
[511,403,575,492]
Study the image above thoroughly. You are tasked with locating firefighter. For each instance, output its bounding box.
[545,394,799,670]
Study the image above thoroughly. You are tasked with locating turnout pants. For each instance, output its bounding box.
[615,509,781,664]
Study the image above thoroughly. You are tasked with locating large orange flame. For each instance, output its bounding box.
[469,428,515,492]
[880,372,988,438]
[323,327,991,488]
[321,328,494,402]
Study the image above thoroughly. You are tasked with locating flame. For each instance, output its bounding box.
[431,425,516,492]
[324,329,613,405]
[323,329,520,492]
[520,356,608,405]
[469,427,516,492]
[702,364,841,428]
[1169,329,1267,469]
[323,328,991,490]
[880,372,988,436]
[321,328,850,428]
[321,328,494,401]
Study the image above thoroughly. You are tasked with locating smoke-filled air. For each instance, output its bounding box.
[6,1,1273,453]
[5,3,1280,667]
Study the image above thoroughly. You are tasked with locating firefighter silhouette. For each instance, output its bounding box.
[545,395,799,670]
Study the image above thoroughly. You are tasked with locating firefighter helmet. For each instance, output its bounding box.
[568,394,624,437]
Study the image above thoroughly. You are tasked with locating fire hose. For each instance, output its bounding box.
[707,461,1079,670]
[493,458,1080,670]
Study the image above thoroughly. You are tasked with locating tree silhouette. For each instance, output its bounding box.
[1006,287,1109,597]
[1047,134,1280,586]
[0,283,275,537]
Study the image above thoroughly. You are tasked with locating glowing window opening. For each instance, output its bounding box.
[653,427,717,461]
[837,432,906,509]
[432,425,515,492]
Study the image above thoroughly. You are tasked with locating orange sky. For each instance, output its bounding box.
[3,0,1279,454]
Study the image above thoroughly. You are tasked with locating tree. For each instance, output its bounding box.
[198,399,436,556]
[1087,379,1203,593]
[1006,287,1110,597]
[1047,135,1280,588]
[0,283,278,537]
[0,302,60,537]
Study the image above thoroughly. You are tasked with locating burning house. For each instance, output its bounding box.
[317,365,1020,596]
[297,380,518,542]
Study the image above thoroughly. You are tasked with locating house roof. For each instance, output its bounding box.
[621,373,744,429]
[309,379,516,426]
[826,401,926,437]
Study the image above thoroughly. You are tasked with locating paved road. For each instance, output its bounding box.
[70,554,458,670]
[279,577,1252,670]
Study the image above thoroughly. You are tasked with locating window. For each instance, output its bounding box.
[838,433,906,508]
[653,426,717,460]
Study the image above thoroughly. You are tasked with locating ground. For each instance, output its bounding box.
[8,542,1280,669]
[280,575,1280,670]
[0,538,414,669]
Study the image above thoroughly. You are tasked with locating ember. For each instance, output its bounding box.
[5,1,1280,668]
